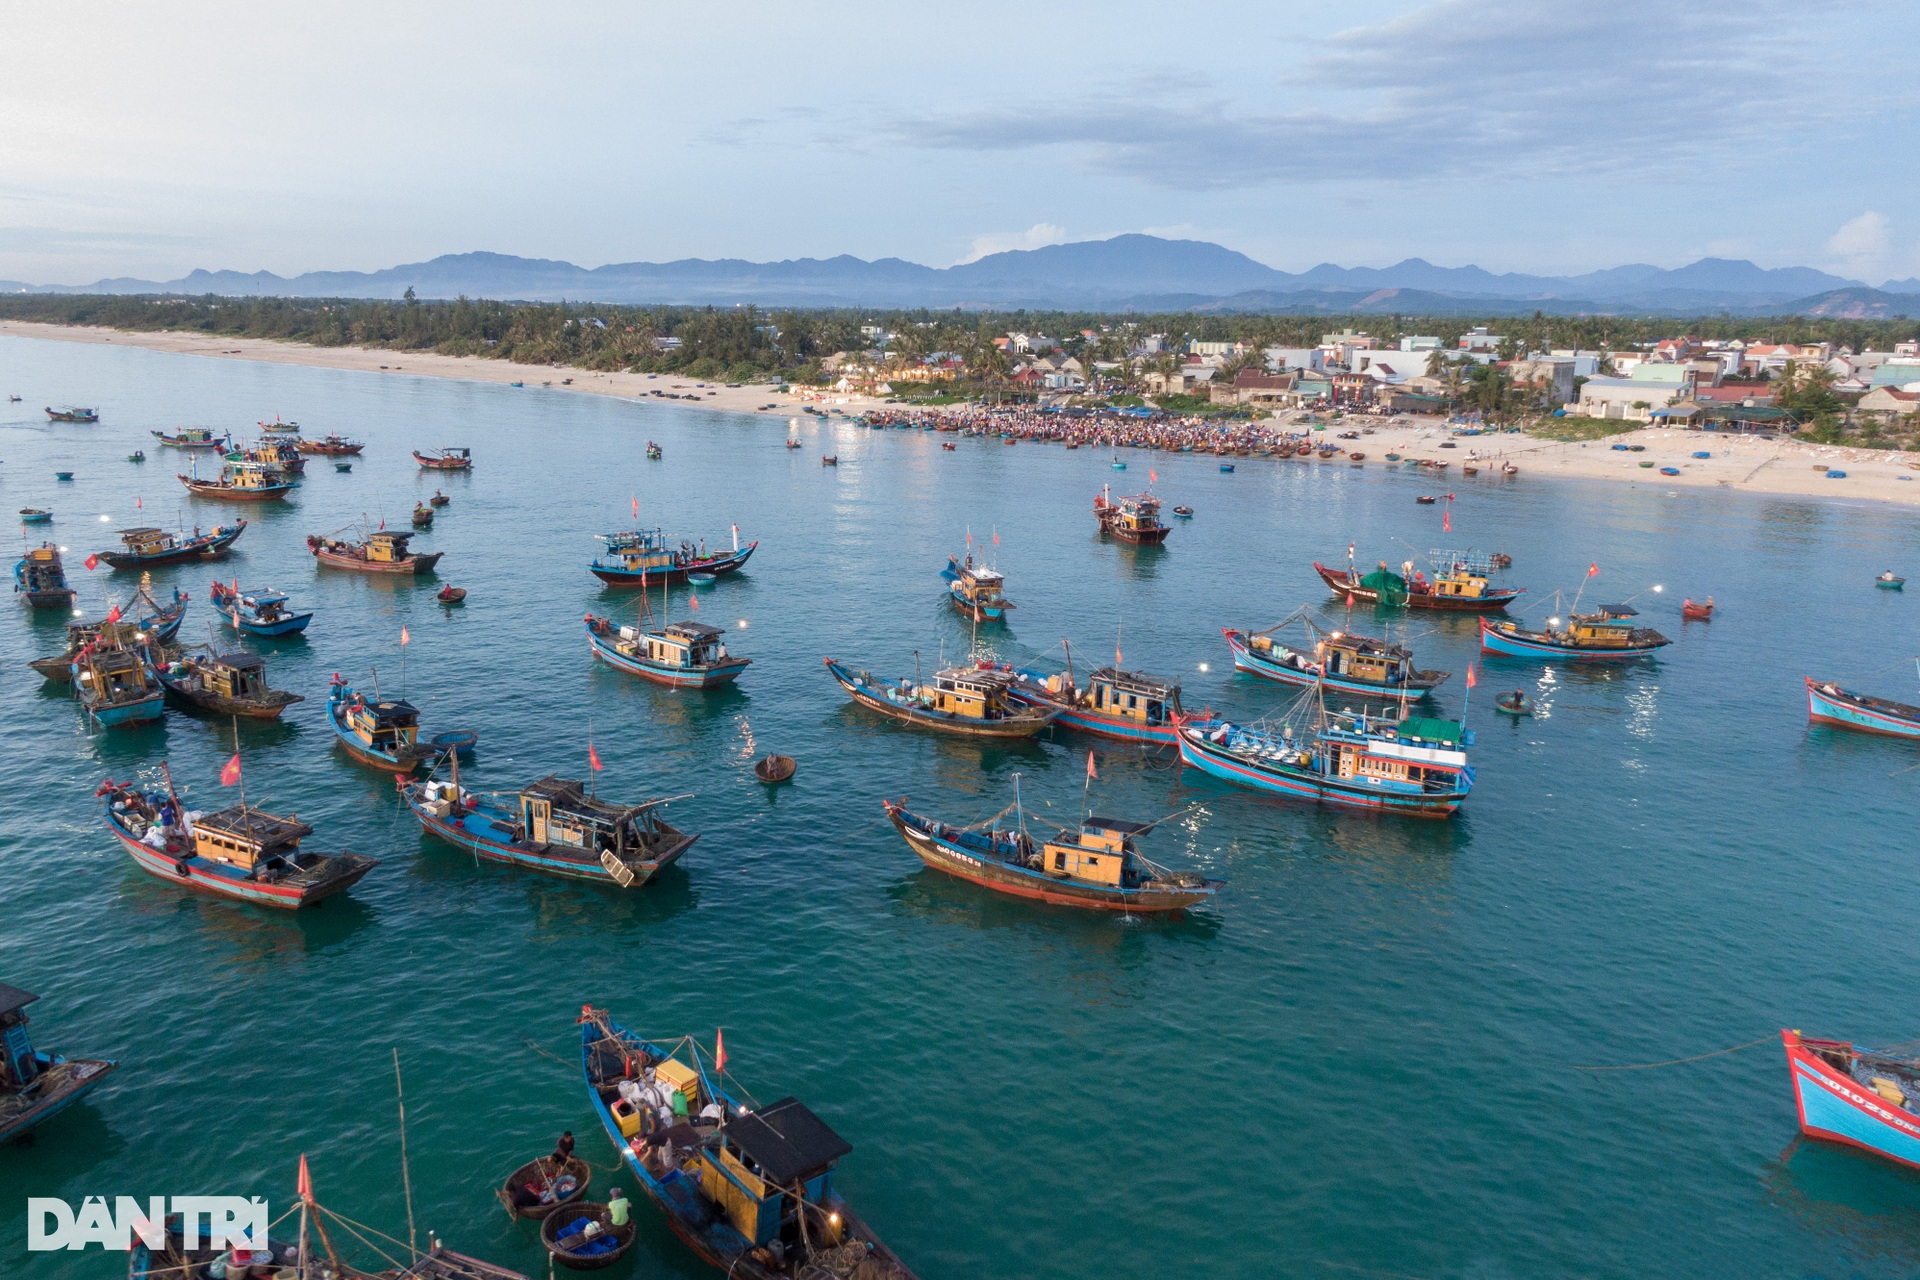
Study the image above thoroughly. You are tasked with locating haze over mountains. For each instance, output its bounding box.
[5,235,1917,318]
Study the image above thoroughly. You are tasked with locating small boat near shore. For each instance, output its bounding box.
[19,508,52,524]
[754,753,796,784]
[1094,486,1171,544]
[498,1155,592,1220]
[1481,607,1671,661]
[1876,571,1905,590]
[309,528,442,575]
[826,656,1059,738]
[414,446,473,470]
[1805,675,1920,740]
[1315,551,1525,612]
[1682,596,1714,621]
[97,521,245,569]
[1495,692,1531,716]
[0,984,116,1145]
[412,502,434,527]
[296,432,365,456]
[73,631,165,728]
[211,581,313,636]
[156,647,304,719]
[541,1201,636,1271]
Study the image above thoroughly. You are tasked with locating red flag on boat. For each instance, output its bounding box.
[991,529,999,546]
[715,1028,727,1076]
[688,593,698,612]
[1588,562,1599,577]
[1466,663,1478,688]
[588,741,603,772]
[1086,750,1097,781]
[297,1154,312,1200]
[379,518,385,530]
[1443,510,1451,532]
[632,496,638,518]
[220,753,242,786]
[105,604,121,624]
[136,496,142,509]
[84,553,99,570]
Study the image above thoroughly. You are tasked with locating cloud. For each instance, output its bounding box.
[958,222,1068,263]
[893,1,1911,192]
[1825,211,1892,278]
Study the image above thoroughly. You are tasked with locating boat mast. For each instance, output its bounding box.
[393,1048,419,1261]
[1063,638,1074,694]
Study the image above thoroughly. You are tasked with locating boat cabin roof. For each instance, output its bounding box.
[520,776,653,825]
[1321,632,1410,660]
[598,528,665,549]
[935,665,1015,694]
[117,526,166,540]
[1088,666,1176,698]
[963,564,1003,584]
[725,1097,852,1185]
[368,531,415,548]
[1594,604,1637,617]
[194,805,313,848]
[1392,716,1465,745]
[361,698,420,726]
[663,621,723,642]
[0,983,38,1020]
[1085,815,1155,836]
[1117,493,1161,511]
[211,651,265,671]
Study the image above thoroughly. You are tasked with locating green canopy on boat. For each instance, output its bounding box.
[1396,717,1464,745]
[1359,567,1409,605]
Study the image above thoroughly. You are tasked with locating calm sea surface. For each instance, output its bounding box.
[3,335,1919,1278]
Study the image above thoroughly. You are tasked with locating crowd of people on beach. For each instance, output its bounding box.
[860,403,1344,454]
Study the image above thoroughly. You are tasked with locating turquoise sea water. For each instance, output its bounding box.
[3,334,1919,1278]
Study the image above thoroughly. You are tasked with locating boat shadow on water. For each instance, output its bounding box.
[1764,1137,1920,1265]
[885,871,1224,947]
[0,1091,123,1170]
[405,830,701,928]
[113,872,379,958]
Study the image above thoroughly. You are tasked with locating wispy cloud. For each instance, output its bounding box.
[957,222,1068,263]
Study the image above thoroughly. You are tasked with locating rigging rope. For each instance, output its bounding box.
[1570,1035,1773,1071]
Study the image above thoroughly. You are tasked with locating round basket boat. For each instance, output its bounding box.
[496,1155,591,1221]
[539,1202,635,1270]
[754,753,797,784]
[1495,695,1531,716]
[430,728,479,756]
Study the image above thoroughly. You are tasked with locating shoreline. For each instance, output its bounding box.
[5,320,1919,508]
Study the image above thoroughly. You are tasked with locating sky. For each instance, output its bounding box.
[2,0,1917,286]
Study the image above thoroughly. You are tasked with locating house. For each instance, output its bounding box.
[1858,386,1920,423]
[1188,340,1247,358]
[1546,349,1604,378]
[1692,382,1773,407]
[1576,376,1680,420]
[1264,347,1326,373]
[1867,359,1920,389]
[1399,336,1442,352]
[1457,327,1504,355]
[1507,358,1576,404]
[1145,366,1217,396]
[1211,371,1302,407]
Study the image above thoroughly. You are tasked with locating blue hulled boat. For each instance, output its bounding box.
[326,678,440,772]
[1805,676,1920,740]
[1480,607,1670,661]
[404,771,695,887]
[1005,653,1185,745]
[585,614,749,688]
[1178,711,1473,818]
[1785,1030,1920,1171]
[941,553,1013,622]
[825,657,1058,738]
[72,632,165,728]
[588,526,756,588]
[97,521,245,569]
[211,582,313,636]
[0,983,115,1144]
[578,1008,919,1280]
[15,543,76,609]
[1223,618,1448,701]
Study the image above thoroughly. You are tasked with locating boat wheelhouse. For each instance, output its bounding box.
[14,543,76,609]
[587,527,756,587]
[102,775,375,908]
[0,984,116,1145]
[1007,661,1185,745]
[227,439,307,475]
[825,657,1058,738]
[1094,486,1171,544]
[1805,677,1920,740]
[405,773,696,887]
[1224,619,1448,700]
[98,521,245,569]
[585,615,750,688]
[211,582,314,636]
[941,554,1013,622]
[46,406,99,423]
[151,427,229,449]
[1179,710,1473,818]
[884,799,1221,911]
[413,446,473,470]
[157,649,304,719]
[179,459,298,501]
[580,1010,918,1280]
[326,679,438,772]
[73,636,165,728]
[1784,1030,1920,1171]
[1480,605,1671,661]
[296,432,365,456]
[308,529,443,575]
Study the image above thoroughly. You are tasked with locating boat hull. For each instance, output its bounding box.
[1314,562,1522,612]
[1097,518,1170,545]
[105,816,371,908]
[0,1058,116,1145]
[19,588,76,609]
[1223,629,1445,699]
[407,790,693,886]
[825,658,1056,738]
[1005,686,1179,745]
[327,698,433,772]
[414,452,473,470]
[80,692,165,727]
[1805,677,1920,739]
[311,546,442,574]
[1178,728,1465,818]
[157,674,302,720]
[585,627,748,688]
[228,612,313,636]
[1784,1031,1920,1170]
[177,476,295,501]
[101,523,245,568]
[1480,617,1669,661]
[588,541,756,587]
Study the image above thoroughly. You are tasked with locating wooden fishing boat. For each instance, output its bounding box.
[31,580,188,680]
[1223,620,1448,699]
[884,797,1221,911]
[754,754,796,783]
[1876,572,1905,590]
[1805,676,1920,740]
[1219,463,1234,473]
[412,503,434,527]
[429,490,450,506]
[335,461,353,472]
[1315,551,1525,612]
[1006,656,1184,745]
[1094,486,1171,544]
[822,455,838,465]
[1783,1029,1920,1171]
[73,631,165,727]
[55,471,74,482]
[211,582,313,636]
[437,584,467,604]
[942,553,1013,622]
[226,439,307,475]
[309,529,443,575]
[1480,607,1671,661]
[327,679,445,772]
[586,614,749,688]
[646,441,663,460]
[0,984,116,1145]
[296,432,365,456]
[1415,495,1437,504]
[1681,596,1714,620]
[580,1008,920,1280]
[825,657,1058,738]
[128,449,145,463]
[14,543,76,609]
[156,648,304,719]
[179,459,298,501]
[498,1155,592,1220]
[101,770,375,908]
[98,521,245,568]
[46,406,98,422]
[19,508,52,524]
[1494,692,1531,716]
[404,771,695,888]
[587,527,755,587]
[151,426,228,449]
[1179,711,1473,818]
[940,441,956,451]
[414,446,473,470]
[1172,505,1194,517]
[541,1203,636,1271]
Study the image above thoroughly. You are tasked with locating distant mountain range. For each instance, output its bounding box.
[5,235,1917,317]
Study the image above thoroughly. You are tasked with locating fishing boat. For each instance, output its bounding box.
[46,406,98,423]
[335,461,353,473]
[1783,1029,1920,1171]
[1876,571,1905,590]
[156,648,304,719]
[1314,550,1525,612]
[19,508,52,524]
[308,528,443,575]
[1494,692,1531,716]
[1480,606,1671,661]
[0,984,116,1145]
[413,446,473,470]
[1005,652,1185,745]
[1179,709,1473,818]
[646,441,663,460]
[101,769,374,907]
[1172,505,1194,517]
[151,427,229,450]
[1805,676,1920,740]
[226,438,307,475]
[883,795,1221,912]
[72,630,166,727]
[296,432,365,456]
[327,678,441,772]
[941,553,1013,622]
[97,521,245,569]
[541,1202,635,1271]
[1093,486,1171,544]
[128,449,145,463]
[1681,596,1714,621]
[179,459,298,501]
[211,582,313,636]
[404,769,695,888]
[754,754,796,784]
[1415,495,1437,504]
[30,578,189,680]
[412,503,434,527]
[585,613,750,688]
[1223,617,1448,700]
[498,1155,592,1220]
[587,526,755,587]
[822,455,838,465]
[825,657,1058,738]
[438,584,467,604]
[1219,464,1234,473]
[14,543,76,609]
[579,1008,920,1280]
[429,490,450,507]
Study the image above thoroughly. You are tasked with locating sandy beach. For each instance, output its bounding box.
[5,319,1917,507]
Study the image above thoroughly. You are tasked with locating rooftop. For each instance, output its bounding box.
[726,1097,853,1186]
